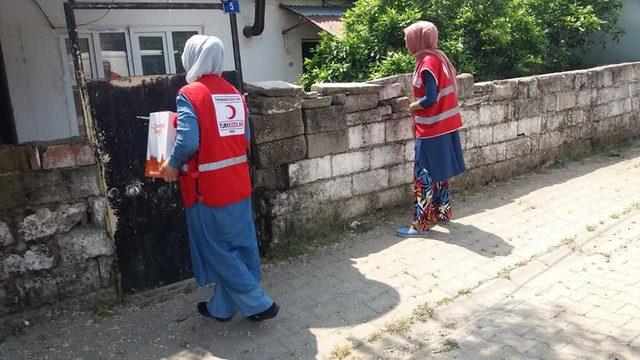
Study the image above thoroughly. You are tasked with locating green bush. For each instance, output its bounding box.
[299,0,623,89]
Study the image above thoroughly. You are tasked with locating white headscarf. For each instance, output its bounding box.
[181,35,224,83]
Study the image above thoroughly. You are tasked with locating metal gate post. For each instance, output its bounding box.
[63,0,84,100]
[229,13,245,93]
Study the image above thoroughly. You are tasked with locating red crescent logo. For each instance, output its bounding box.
[225,104,237,119]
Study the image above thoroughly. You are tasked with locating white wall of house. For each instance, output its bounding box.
[0,0,332,143]
[584,0,640,66]
[0,0,79,143]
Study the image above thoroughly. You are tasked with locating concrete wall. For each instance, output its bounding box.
[0,0,80,143]
[0,0,330,143]
[0,142,115,314]
[584,0,640,66]
[247,62,640,250]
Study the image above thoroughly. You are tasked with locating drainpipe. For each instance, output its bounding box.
[243,0,265,37]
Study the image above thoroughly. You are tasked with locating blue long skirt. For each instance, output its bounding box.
[415,130,466,182]
[185,198,273,318]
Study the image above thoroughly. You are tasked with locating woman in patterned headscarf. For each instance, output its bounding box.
[396,22,466,238]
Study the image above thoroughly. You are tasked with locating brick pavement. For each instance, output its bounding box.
[2,142,640,360]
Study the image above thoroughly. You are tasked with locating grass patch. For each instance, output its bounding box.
[591,137,634,158]
[349,221,374,234]
[598,252,612,262]
[412,303,434,322]
[331,344,352,360]
[457,288,472,296]
[385,316,413,334]
[437,297,453,306]
[498,267,512,279]
[554,155,569,168]
[135,293,172,308]
[9,322,24,337]
[266,218,380,263]
[434,338,461,354]
[265,220,350,263]
[366,330,383,343]
[586,224,597,232]
[610,213,620,219]
[0,321,27,344]
[623,202,640,215]
[91,297,122,319]
[558,137,635,166]
[403,269,419,280]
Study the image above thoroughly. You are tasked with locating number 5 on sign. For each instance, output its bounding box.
[223,0,240,14]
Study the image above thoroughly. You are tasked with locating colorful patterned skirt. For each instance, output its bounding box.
[412,130,466,230]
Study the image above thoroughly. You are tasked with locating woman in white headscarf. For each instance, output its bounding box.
[159,35,279,322]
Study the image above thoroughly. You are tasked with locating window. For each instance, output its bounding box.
[63,36,97,128]
[65,36,96,80]
[130,29,199,76]
[301,40,319,73]
[61,28,200,133]
[62,28,199,79]
[172,31,198,74]
[99,32,131,79]
[133,32,169,75]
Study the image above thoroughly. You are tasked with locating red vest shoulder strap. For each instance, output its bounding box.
[179,81,210,101]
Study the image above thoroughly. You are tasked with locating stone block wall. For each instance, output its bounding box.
[0,142,115,314]
[1,62,638,312]
[454,62,640,188]
[248,62,640,250]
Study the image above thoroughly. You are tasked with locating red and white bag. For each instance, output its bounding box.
[145,111,177,178]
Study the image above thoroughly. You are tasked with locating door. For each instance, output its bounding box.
[0,40,16,145]
[85,72,239,292]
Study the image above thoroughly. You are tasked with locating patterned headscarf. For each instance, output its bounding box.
[404,21,458,92]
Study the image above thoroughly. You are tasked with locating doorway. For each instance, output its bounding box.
[0,40,16,145]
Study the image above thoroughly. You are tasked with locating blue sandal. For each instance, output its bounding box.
[396,226,430,238]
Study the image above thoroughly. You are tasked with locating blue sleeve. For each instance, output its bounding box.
[245,108,251,142]
[417,70,438,108]
[168,93,200,169]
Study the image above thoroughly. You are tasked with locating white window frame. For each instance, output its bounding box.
[75,33,98,79]
[93,29,135,79]
[129,26,202,75]
[131,31,170,76]
[59,27,201,125]
[58,32,97,131]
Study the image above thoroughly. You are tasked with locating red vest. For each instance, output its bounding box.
[178,74,251,208]
[412,55,463,138]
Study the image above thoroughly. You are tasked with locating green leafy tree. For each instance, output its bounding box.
[299,0,623,88]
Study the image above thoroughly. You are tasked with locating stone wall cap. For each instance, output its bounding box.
[245,81,305,97]
[368,75,405,86]
[311,83,382,95]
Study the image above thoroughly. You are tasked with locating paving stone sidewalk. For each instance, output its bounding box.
[2,142,640,360]
[350,195,640,359]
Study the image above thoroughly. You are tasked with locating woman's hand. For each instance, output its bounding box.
[409,101,424,112]
[159,160,179,183]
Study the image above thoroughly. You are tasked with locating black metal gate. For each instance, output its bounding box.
[87,76,191,291]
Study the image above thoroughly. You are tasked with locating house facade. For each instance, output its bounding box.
[584,0,640,66]
[0,0,347,144]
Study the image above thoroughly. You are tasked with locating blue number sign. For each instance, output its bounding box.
[223,0,240,14]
